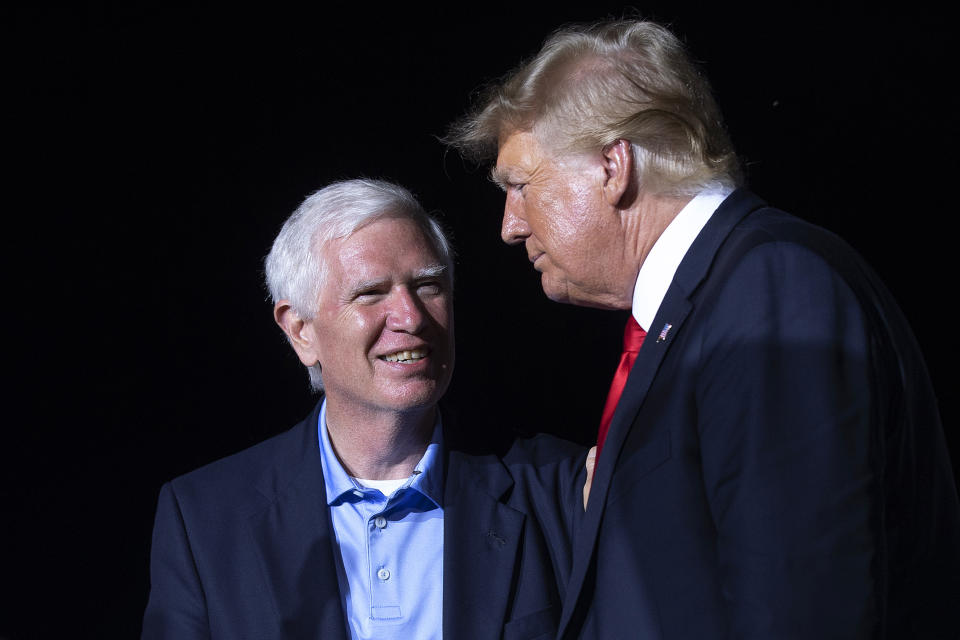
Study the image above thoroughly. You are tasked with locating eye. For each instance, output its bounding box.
[416,280,445,296]
[353,287,388,303]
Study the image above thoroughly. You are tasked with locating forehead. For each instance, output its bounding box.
[324,216,443,278]
[494,131,549,180]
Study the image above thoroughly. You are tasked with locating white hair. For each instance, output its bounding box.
[264,178,453,390]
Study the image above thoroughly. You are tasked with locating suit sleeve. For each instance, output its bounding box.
[696,241,878,638]
[504,436,589,598]
[141,482,211,640]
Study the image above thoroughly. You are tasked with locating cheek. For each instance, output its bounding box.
[334,309,381,349]
[537,191,600,267]
[351,312,371,331]
[426,299,453,332]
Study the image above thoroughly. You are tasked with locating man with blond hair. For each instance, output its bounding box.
[448,19,960,639]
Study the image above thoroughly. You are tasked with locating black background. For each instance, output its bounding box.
[5,3,957,638]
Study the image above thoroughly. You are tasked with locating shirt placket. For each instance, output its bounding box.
[366,491,402,622]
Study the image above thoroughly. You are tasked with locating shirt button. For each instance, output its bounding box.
[374,516,387,529]
[377,568,391,581]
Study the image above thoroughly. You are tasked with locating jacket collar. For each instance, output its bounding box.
[246,398,530,640]
[442,447,527,640]
[247,398,351,639]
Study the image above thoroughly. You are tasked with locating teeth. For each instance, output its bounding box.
[382,349,427,363]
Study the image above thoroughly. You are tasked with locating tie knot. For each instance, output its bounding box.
[623,316,646,353]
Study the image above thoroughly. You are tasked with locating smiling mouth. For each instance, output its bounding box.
[380,349,428,363]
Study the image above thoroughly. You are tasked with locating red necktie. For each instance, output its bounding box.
[595,316,646,463]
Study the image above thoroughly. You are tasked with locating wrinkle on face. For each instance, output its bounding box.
[306,217,454,417]
[496,131,639,309]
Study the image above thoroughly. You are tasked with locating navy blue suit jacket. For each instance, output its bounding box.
[558,190,960,639]
[142,400,586,640]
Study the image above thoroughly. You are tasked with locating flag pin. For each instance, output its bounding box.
[656,323,673,343]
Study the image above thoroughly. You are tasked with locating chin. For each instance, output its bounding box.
[388,380,449,412]
[541,277,571,305]
[543,279,624,310]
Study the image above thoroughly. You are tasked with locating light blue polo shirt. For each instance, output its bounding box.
[318,399,444,639]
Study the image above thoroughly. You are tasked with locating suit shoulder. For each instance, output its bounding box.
[706,205,886,298]
[502,433,587,468]
[500,434,588,496]
[167,416,312,511]
[733,206,865,264]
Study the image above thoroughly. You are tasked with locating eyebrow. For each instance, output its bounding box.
[345,264,449,298]
[490,163,532,192]
[489,166,506,188]
[413,264,449,280]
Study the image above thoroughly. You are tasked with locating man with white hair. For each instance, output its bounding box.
[142,179,584,640]
[448,18,960,640]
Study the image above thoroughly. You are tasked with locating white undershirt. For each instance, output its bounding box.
[353,476,410,496]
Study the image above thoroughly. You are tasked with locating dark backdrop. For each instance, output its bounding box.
[5,3,957,638]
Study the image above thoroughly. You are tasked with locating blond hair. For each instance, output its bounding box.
[446,20,741,196]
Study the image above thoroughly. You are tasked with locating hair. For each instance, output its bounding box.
[446,19,742,196]
[264,178,453,390]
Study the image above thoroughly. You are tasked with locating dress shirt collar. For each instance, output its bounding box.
[317,398,444,508]
[632,187,733,330]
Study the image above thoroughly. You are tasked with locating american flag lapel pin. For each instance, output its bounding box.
[656,323,673,343]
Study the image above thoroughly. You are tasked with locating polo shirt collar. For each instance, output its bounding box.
[318,398,444,508]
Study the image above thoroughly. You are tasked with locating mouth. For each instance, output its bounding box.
[529,253,544,269]
[379,348,429,364]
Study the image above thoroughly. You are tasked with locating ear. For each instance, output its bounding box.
[600,139,634,207]
[274,300,321,367]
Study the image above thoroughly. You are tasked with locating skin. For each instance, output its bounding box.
[494,131,692,508]
[583,446,597,509]
[493,131,690,311]
[274,216,454,480]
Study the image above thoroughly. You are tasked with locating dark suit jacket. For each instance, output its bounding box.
[558,189,960,639]
[142,400,585,640]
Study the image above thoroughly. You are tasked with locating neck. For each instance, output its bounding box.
[620,191,692,292]
[324,400,436,481]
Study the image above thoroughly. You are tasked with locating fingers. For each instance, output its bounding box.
[583,446,597,510]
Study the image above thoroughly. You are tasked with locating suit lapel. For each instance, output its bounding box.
[557,297,694,638]
[248,401,350,639]
[443,449,525,640]
[557,189,768,638]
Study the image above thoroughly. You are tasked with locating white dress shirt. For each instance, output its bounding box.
[632,188,733,331]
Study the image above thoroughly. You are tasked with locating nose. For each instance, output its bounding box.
[385,287,426,333]
[500,191,530,246]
